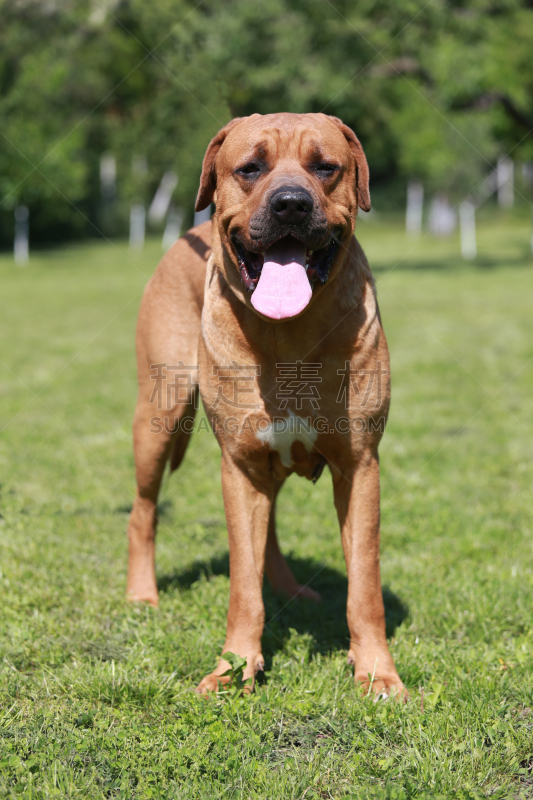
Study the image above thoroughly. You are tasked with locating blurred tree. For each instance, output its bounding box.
[0,0,532,245]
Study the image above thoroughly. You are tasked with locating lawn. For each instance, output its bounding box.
[1,214,533,799]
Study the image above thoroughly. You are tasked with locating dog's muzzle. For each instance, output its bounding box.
[269,187,314,226]
[231,182,341,320]
[233,233,341,320]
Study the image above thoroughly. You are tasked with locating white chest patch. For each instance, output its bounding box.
[256,410,317,468]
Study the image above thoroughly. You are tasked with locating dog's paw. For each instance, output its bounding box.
[348,651,407,702]
[195,654,264,695]
[353,671,407,702]
[126,589,159,607]
[195,672,258,696]
[294,585,321,602]
[272,582,321,603]
[357,678,408,703]
[195,672,230,695]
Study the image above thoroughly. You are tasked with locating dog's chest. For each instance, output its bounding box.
[199,285,388,480]
[255,408,317,467]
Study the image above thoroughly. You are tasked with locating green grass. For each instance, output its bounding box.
[1,215,533,799]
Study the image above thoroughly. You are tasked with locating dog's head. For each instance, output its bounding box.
[196,113,370,320]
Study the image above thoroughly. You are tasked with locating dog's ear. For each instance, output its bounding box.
[328,117,371,212]
[195,118,243,212]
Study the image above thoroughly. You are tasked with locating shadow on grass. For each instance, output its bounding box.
[157,553,408,665]
[372,250,533,274]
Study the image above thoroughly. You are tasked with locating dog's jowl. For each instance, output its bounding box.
[127,113,405,700]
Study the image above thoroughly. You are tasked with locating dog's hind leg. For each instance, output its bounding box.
[127,226,208,606]
[126,406,170,606]
[264,484,321,602]
[127,388,199,606]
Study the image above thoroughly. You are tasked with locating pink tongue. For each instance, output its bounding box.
[251,239,312,320]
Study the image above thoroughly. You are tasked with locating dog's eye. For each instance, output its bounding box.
[236,162,262,178]
[314,163,339,178]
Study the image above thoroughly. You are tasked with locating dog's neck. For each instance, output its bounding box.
[202,235,377,367]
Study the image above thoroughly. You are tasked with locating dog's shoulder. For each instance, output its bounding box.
[334,235,375,314]
[143,221,212,311]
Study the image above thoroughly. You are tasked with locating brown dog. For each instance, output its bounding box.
[127,113,404,698]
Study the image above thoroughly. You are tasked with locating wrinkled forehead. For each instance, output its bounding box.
[220,114,351,165]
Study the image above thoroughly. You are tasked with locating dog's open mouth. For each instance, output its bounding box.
[233,235,340,320]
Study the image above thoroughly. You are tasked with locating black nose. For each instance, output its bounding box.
[270,187,313,224]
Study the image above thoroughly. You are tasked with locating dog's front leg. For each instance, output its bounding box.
[196,451,272,694]
[332,450,405,700]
